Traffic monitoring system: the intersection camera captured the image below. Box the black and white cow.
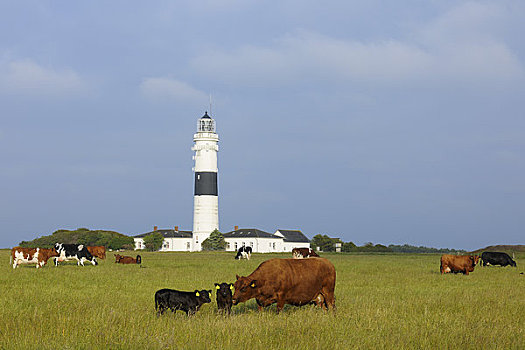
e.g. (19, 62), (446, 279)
(154, 289), (212, 316)
(54, 243), (98, 266)
(235, 246), (252, 260)
(481, 252), (517, 267)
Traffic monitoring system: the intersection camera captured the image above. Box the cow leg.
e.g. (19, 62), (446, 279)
(256, 299), (265, 312)
(275, 300), (285, 314)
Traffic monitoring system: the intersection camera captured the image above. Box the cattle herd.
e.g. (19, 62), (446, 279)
(8, 243), (519, 316)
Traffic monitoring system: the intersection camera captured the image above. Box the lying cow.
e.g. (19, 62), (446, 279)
(440, 254), (479, 275)
(155, 288), (212, 316)
(232, 257), (336, 313)
(115, 254), (141, 264)
(481, 252), (517, 267)
(87, 246), (106, 259)
(54, 243), (98, 266)
(11, 247), (59, 269)
(292, 247), (319, 259)
(235, 246), (252, 260)
(215, 282), (234, 315)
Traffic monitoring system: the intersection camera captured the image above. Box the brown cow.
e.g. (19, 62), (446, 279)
(232, 257), (336, 313)
(11, 247), (59, 269)
(440, 254), (480, 275)
(87, 246), (106, 259)
(115, 254), (142, 264)
(292, 247), (319, 259)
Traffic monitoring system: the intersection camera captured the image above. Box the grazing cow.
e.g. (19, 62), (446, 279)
(232, 257), (336, 313)
(11, 247), (59, 269)
(235, 246), (252, 260)
(87, 246), (106, 260)
(440, 254), (479, 275)
(155, 289), (212, 316)
(115, 254), (141, 264)
(215, 282), (234, 315)
(292, 247), (319, 259)
(481, 252), (517, 267)
(54, 243), (98, 266)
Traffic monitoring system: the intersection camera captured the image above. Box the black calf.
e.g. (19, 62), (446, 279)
(215, 282), (234, 315)
(155, 289), (212, 316)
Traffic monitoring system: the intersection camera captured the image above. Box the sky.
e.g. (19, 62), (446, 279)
(1, 1), (524, 251)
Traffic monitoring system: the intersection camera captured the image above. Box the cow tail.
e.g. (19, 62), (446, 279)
(136, 255), (142, 265)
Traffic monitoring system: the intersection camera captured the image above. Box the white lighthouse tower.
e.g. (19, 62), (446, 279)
(191, 111), (219, 251)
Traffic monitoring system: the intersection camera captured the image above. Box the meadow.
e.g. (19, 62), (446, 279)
(1, 250), (523, 349)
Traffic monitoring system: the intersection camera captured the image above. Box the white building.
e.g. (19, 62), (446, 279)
(134, 227), (310, 253)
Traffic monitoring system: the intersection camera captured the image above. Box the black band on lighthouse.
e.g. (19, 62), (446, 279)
(194, 172), (218, 196)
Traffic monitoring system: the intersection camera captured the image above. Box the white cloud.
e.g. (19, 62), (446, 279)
(140, 77), (208, 103)
(190, 3), (524, 88)
(0, 58), (85, 96)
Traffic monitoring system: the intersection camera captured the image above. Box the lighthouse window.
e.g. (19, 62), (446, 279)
(197, 175), (201, 180)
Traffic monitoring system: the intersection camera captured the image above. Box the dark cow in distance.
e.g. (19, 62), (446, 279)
(232, 257), (336, 313)
(11, 247), (59, 269)
(87, 246), (106, 260)
(155, 289), (212, 316)
(235, 246), (252, 260)
(54, 243), (98, 266)
(440, 254), (479, 275)
(114, 254), (141, 264)
(481, 252), (517, 267)
(292, 247), (319, 259)
(215, 282), (234, 315)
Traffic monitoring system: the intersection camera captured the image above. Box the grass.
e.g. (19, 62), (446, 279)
(0, 250), (523, 349)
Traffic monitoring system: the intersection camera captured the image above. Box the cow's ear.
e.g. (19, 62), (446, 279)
(250, 280), (257, 288)
(236, 274), (240, 280)
(195, 290), (200, 297)
(215, 284), (220, 290)
(208, 290), (212, 295)
(229, 283), (234, 290)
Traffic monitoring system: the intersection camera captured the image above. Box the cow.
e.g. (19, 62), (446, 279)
(54, 243), (98, 266)
(481, 252), (517, 267)
(87, 246), (106, 260)
(11, 247), (59, 269)
(235, 246), (252, 260)
(115, 254), (141, 264)
(215, 282), (234, 315)
(232, 257), (336, 313)
(440, 254), (479, 275)
(292, 247), (319, 259)
(154, 289), (212, 316)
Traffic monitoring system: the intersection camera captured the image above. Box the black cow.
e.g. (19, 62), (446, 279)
(481, 252), (517, 267)
(235, 246), (252, 260)
(155, 289), (212, 316)
(214, 282), (234, 315)
(54, 243), (98, 266)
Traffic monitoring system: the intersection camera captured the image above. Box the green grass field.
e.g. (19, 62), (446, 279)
(1, 250), (523, 349)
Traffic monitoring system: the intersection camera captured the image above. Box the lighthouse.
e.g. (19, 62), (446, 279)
(191, 111), (219, 251)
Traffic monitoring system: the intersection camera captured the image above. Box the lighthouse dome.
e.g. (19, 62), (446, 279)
(197, 111), (215, 133)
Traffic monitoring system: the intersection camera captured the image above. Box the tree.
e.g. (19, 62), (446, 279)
(143, 232), (164, 251)
(311, 234), (338, 252)
(202, 229), (226, 251)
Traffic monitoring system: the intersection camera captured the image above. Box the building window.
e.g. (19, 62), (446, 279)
(250, 242), (253, 248)
(235, 242), (238, 250)
(196, 236), (198, 244)
(272, 243), (276, 250)
(227, 242), (231, 249)
(242, 242), (246, 247)
(186, 242), (190, 250)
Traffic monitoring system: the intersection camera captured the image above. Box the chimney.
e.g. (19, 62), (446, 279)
(175, 226), (179, 232)
(154, 226), (158, 231)
(234, 226), (239, 231)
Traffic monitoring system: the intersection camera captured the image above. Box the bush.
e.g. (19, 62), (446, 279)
(143, 232), (164, 251)
(202, 230), (226, 251)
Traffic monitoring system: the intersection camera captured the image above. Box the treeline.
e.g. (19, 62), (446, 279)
(18, 228), (134, 250)
(311, 234), (465, 253)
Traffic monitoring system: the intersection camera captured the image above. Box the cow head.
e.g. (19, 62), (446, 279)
(215, 283), (234, 299)
(232, 275), (259, 305)
(195, 290), (212, 304)
(470, 255), (480, 266)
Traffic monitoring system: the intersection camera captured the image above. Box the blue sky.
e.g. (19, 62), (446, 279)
(1, 1), (524, 250)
